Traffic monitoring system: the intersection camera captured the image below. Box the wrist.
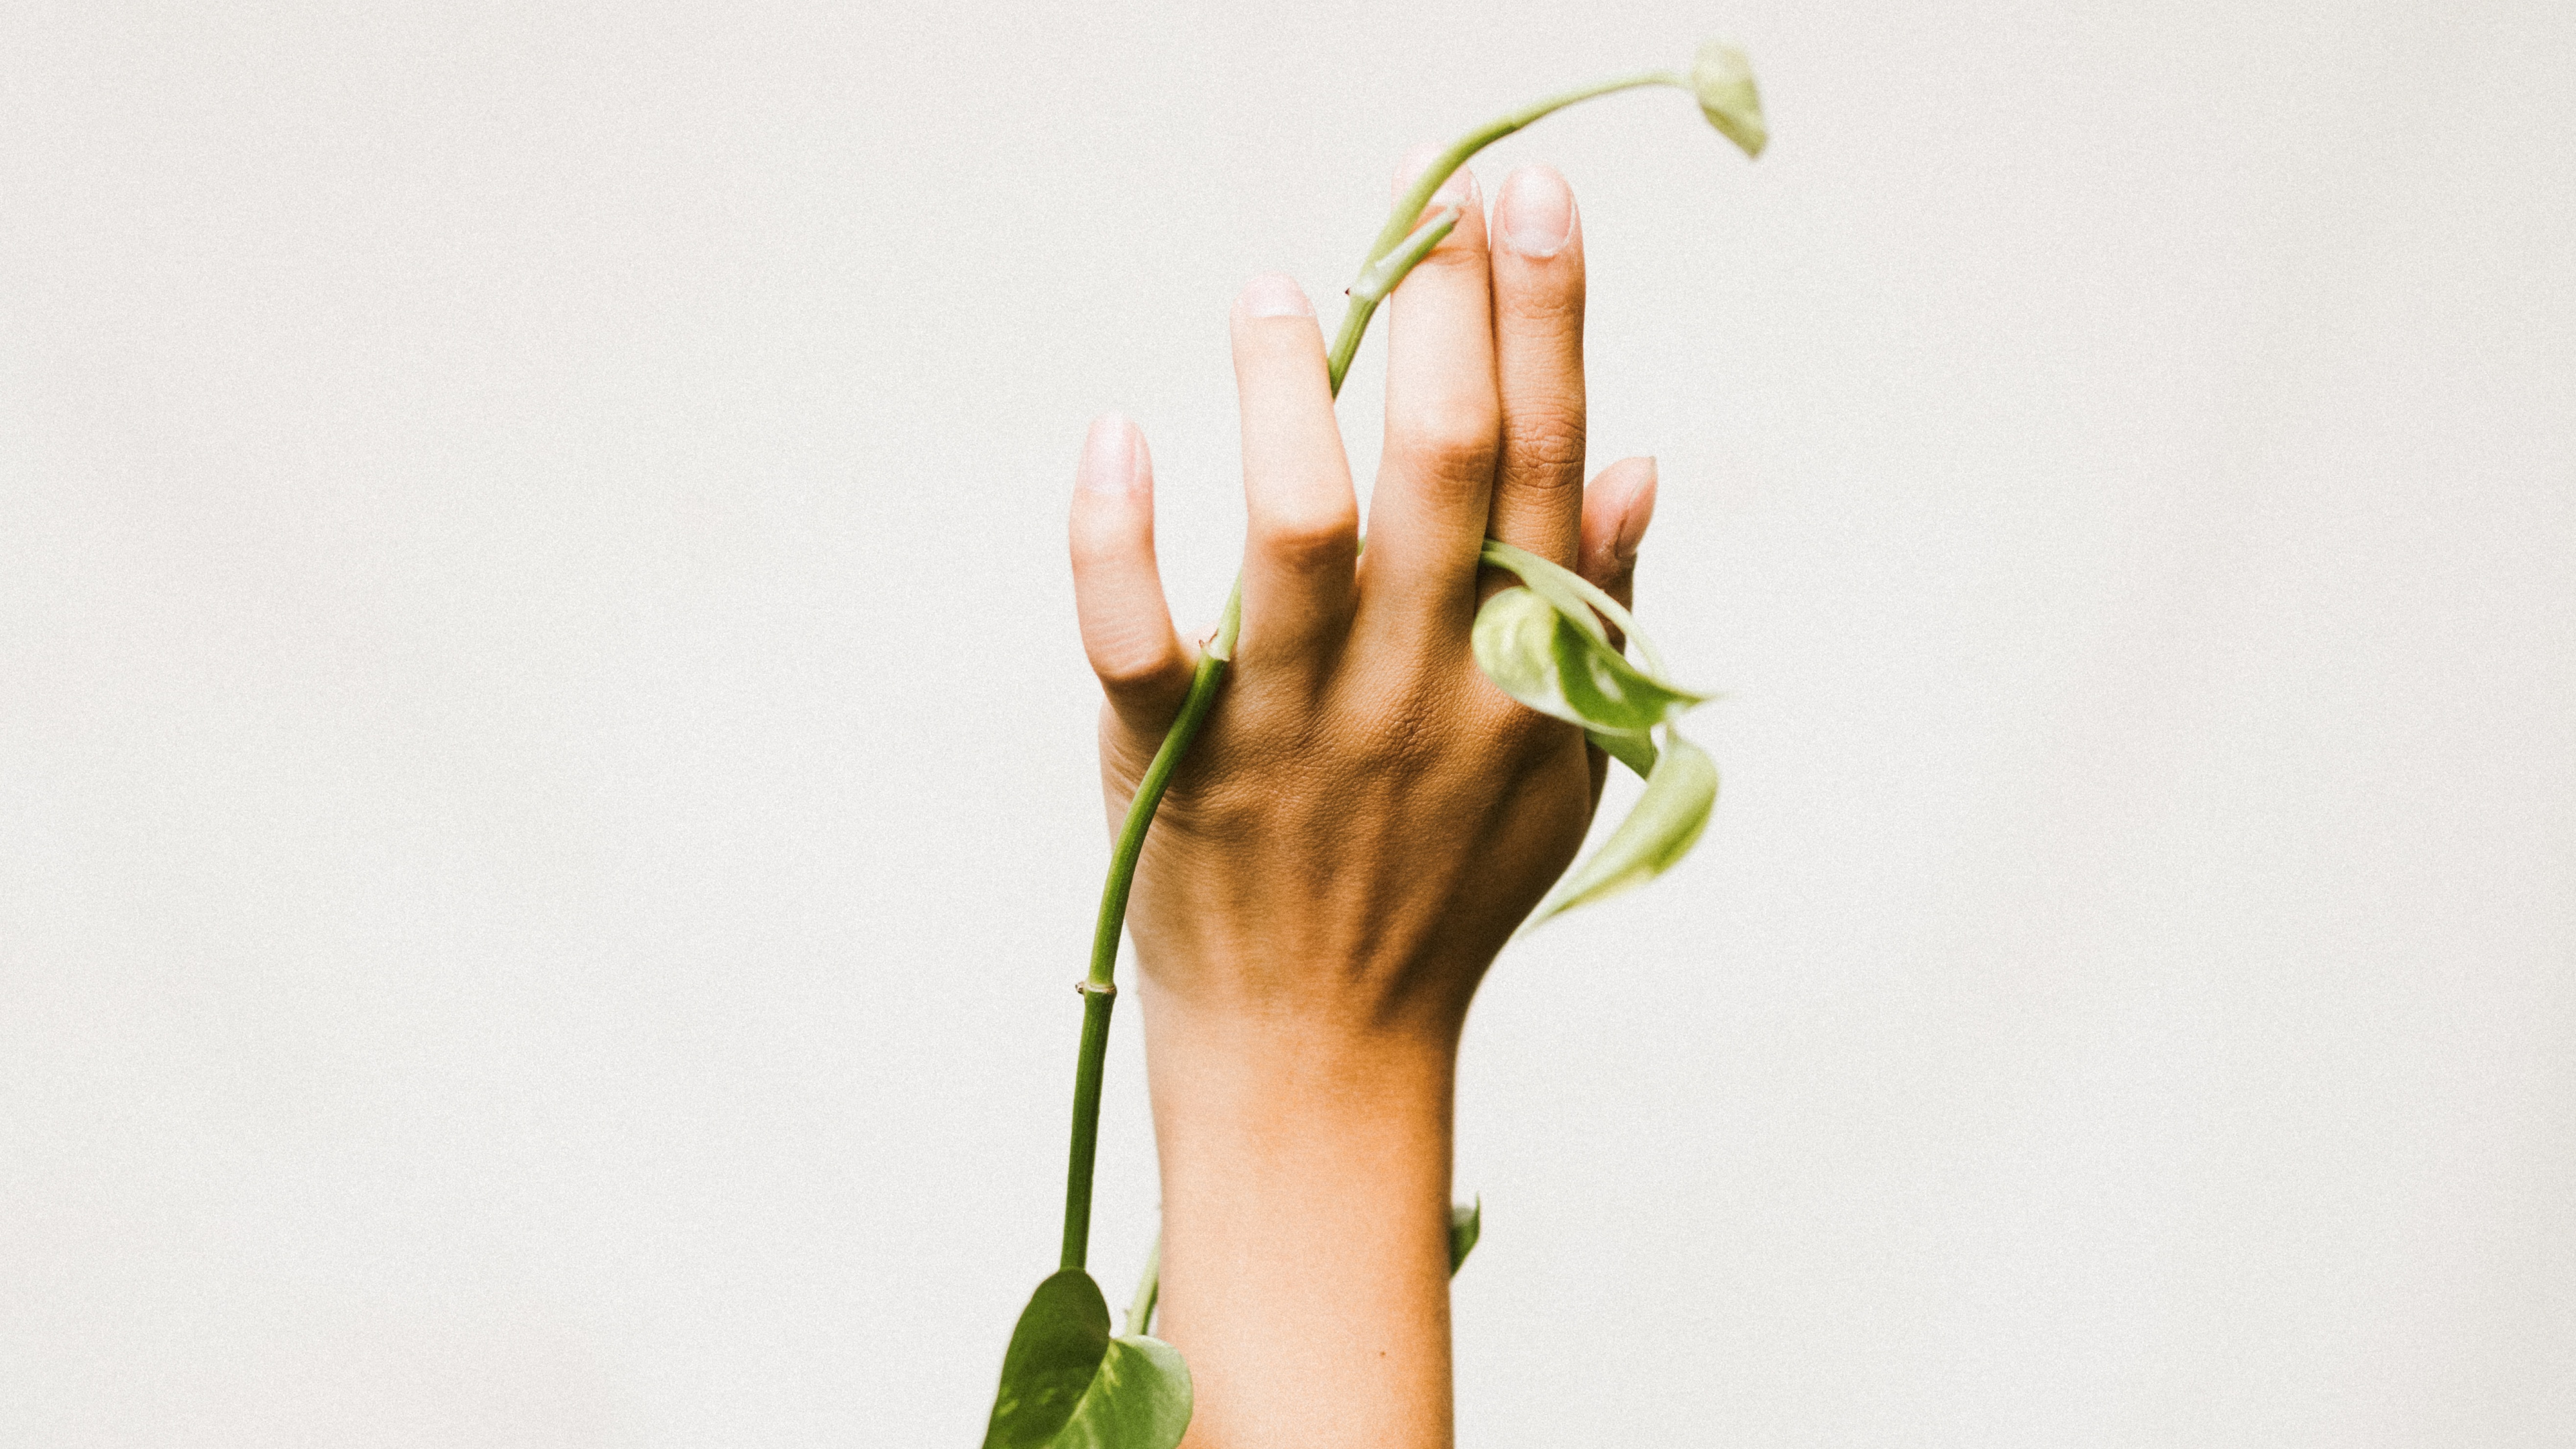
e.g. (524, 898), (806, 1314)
(1127, 916), (1497, 1051)
(1136, 978), (1460, 1449)
(1140, 974), (1462, 1079)
(1139, 986), (1458, 1179)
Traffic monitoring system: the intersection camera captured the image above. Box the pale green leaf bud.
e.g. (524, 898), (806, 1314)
(1692, 40), (1768, 158)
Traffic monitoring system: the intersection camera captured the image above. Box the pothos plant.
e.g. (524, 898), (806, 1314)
(983, 40), (1768, 1449)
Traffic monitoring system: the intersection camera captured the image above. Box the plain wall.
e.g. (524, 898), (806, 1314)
(3, 0), (2570, 1443)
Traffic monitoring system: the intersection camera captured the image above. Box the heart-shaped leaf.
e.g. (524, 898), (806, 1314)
(1056, 1336), (1190, 1449)
(986, 1269), (1193, 1449)
(1473, 588), (1706, 739)
(1448, 1198), (1483, 1273)
(1534, 729), (1719, 922)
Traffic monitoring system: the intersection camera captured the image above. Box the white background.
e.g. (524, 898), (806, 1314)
(5, 1), (2571, 1444)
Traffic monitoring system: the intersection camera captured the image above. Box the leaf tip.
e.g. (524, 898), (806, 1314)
(1448, 1197), (1483, 1274)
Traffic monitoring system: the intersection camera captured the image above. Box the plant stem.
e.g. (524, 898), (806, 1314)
(1052, 61), (1690, 1278)
(1125, 1232), (1163, 1337)
(1326, 69), (1685, 393)
(1060, 634), (1232, 1273)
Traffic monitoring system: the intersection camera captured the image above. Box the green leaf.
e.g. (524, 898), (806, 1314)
(1691, 40), (1768, 158)
(1473, 588), (1706, 739)
(987, 1271), (1108, 1448)
(1474, 541), (1686, 777)
(1059, 1337), (1191, 1449)
(1534, 729), (1719, 922)
(1448, 1198), (1483, 1274)
(1487, 547), (1612, 649)
(1587, 727), (1658, 779)
(1478, 538), (1687, 682)
(986, 1269), (1193, 1449)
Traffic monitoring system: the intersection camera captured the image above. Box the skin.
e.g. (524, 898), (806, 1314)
(1067, 155), (1656, 1449)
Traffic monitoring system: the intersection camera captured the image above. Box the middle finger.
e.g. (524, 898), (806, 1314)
(1359, 149), (1501, 650)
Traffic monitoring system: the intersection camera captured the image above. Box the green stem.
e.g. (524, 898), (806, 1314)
(1125, 1232), (1163, 1337)
(1060, 630), (1233, 1273)
(1052, 62), (1690, 1278)
(1326, 69), (1686, 393)
(1059, 987), (1116, 1271)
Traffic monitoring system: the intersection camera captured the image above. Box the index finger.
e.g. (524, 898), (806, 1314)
(1357, 149), (1500, 650)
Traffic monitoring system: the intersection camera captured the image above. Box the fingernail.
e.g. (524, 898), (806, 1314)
(1615, 459), (1658, 562)
(1238, 272), (1313, 319)
(1078, 413), (1138, 494)
(1499, 166), (1574, 258)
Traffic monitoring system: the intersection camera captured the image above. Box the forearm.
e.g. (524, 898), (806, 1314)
(1141, 989), (1461, 1449)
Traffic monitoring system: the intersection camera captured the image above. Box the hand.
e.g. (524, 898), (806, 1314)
(1069, 160), (1658, 1042)
(1067, 156), (1657, 1449)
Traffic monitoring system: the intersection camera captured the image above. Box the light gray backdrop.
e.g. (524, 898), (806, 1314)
(4, 1), (2569, 1444)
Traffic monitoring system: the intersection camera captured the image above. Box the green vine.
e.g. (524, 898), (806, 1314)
(983, 40), (1768, 1449)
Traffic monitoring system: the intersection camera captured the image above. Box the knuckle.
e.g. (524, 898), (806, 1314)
(1093, 654), (1167, 692)
(1499, 275), (1585, 325)
(1407, 239), (1489, 279)
(1252, 500), (1358, 573)
(1500, 407), (1587, 484)
(1344, 702), (1436, 775)
(1087, 627), (1179, 692)
(1397, 396), (1501, 469)
(1340, 667), (1470, 767)
(1483, 698), (1581, 773)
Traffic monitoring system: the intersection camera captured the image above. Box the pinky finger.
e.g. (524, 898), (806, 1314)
(1574, 455), (1657, 806)
(1070, 413), (1195, 733)
(1577, 455), (1658, 623)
